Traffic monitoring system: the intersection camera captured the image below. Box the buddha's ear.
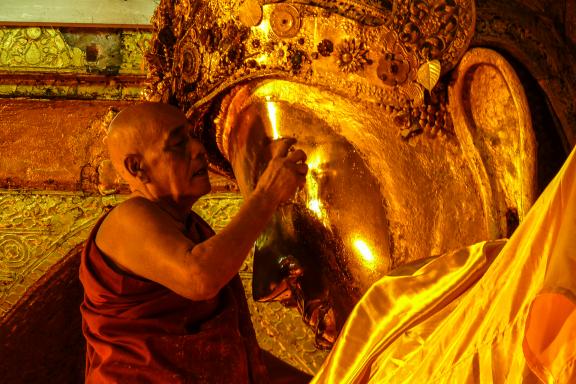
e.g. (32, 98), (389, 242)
(448, 47), (537, 238)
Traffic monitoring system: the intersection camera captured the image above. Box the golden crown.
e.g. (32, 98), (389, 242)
(145, 0), (475, 174)
(146, 0), (474, 106)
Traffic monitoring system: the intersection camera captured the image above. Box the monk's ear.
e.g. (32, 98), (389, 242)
(448, 48), (537, 238)
(124, 154), (150, 183)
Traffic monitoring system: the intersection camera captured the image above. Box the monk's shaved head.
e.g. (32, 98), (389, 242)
(107, 102), (188, 184)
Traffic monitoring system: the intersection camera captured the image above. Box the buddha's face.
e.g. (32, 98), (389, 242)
(216, 78), (510, 347)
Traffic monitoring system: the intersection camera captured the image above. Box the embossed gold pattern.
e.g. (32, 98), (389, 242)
(270, 4), (302, 38)
(0, 27), (150, 99)
(0, 27), (150, 75)
(0, 191), (115, 316)
(0, 28), (84, 71)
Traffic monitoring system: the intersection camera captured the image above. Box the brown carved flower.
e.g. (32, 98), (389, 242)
(336, 39), (370, 73)
(377, 53), (410, 86)
(317, 39), (333, 57)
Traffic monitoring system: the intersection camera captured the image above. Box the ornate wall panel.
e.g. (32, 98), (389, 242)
(0, 27), (150, 99)
(0, 27), (150, 75)
(0, 191), (119, 317)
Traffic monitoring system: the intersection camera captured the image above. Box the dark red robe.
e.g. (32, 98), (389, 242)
(79, 210), (268, 383)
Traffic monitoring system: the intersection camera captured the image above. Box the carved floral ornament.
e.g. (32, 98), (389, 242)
(145, 0), (475, 109)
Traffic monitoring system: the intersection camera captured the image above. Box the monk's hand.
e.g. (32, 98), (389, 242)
(254, 138), (308, 207)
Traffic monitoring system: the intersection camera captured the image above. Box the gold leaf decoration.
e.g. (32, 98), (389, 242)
(238, 0), (263, 27)
(416, 60), (442, 92)
(402, 82), (425, 107)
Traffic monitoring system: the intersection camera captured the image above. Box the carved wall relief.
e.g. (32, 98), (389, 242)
(0, 191), (116, 316)
(0, 27), (150, 75)
(0, 27), (150, 99)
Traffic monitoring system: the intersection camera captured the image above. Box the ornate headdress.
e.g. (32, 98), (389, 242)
(146, 0), (476, 173)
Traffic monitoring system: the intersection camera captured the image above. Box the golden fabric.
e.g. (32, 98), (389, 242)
(312, 147), (576, 384)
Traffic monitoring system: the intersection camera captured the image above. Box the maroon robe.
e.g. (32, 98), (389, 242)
(79, 209), (269, 383)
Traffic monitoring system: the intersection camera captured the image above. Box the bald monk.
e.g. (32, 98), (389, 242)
(79, 102), (309, 383)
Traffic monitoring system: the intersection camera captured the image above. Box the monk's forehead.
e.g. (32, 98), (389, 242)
(138, 106), (188, 139)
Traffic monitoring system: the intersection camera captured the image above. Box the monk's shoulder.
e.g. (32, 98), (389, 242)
(96, 197), (165, 253)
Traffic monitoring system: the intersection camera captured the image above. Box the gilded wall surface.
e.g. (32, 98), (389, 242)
(0, 191), (118, 317)
(0, 99), (132, 190)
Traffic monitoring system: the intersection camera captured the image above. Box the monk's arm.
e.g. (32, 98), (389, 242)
(189, 143), (309, 298)
(98, 143), (307, 300)
(185, 189), (279, 298)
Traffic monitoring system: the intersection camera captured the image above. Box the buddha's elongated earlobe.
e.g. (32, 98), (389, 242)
(449, 47), (537, 238)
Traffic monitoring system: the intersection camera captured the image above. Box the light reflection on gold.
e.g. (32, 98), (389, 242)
(265, 100), (280, 139)
(308, 198), (322, 216)
(254, 19), (270, 35)
(304, 152), (329, 224)
(352, 237), (376, 267)
(255, 54), (268, 65)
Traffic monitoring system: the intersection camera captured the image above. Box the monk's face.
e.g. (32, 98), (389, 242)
(141, 113), (211, 204)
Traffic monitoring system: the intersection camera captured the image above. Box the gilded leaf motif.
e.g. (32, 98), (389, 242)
(417, 60), (441, 92)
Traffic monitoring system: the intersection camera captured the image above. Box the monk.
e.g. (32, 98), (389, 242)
(79, 102), (309, 383)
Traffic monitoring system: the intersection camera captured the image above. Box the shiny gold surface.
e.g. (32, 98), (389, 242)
(0, 190), (112, 317)
(449, 48), (537, 237)
(312, 147), (576, 383)
(215, 73), (535, 345)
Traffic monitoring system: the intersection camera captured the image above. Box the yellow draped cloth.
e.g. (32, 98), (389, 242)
(312, 147), (576, 384)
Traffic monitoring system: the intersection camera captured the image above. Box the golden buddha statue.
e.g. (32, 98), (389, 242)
(143, 0), (576, 382)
